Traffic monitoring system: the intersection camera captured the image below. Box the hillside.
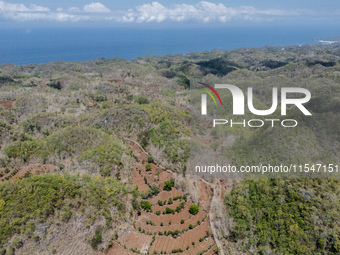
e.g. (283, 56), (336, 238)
(0, 44), (339, 254)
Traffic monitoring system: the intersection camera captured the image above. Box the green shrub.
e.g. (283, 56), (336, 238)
(137, 96), (149, 105)
(163, 181), (173, 191)
(47, 80), (62, 90)
(150, 184), (160, 196)
(90, 229), (102, 249)
(189, 204), (199, 215)
(13, 238), (23, 248)
(165, 207), (173, 214)
(176, 74), (190, 89)
(60, 211), (72, 222)
(140, 201), (152, 211)
(147, 156), (154, 163)
(4, 141), (42, 162)
(168, 198), (173, 205)
(317, 238), (325, 250)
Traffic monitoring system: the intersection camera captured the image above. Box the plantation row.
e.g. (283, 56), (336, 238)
(107, 143), (216, 255)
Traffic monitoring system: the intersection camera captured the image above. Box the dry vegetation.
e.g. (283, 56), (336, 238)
(0, 44), (339, 254)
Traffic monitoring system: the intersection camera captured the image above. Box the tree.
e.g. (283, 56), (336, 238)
(163, 180), (173, 191)
(90, 229), (102, 249)
(176, 74), (190, 89)
(150, 184), (160, 196)
(140, 201), (152, 211)
(0, 199), (5, 210)
(137, 96), (149, 104)
(147, 156), (154, 163)
(189, 204), (199, 215)
(47, 80), (62, 90)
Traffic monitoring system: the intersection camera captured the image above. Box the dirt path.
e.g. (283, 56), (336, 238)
(209, 180), (225, 255)
(123, 137), (150, 156)
(123, 137), (171, 173)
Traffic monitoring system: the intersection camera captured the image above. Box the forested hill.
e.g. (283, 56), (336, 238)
(0, 43), (339, 254)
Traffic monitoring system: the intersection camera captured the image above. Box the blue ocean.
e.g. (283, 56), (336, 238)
(0, 25), (339, 65)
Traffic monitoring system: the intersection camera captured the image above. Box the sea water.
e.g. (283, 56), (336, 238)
(0, 25), (339, 65)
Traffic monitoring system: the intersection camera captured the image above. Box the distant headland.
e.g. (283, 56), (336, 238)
(314, 36), (340, 44)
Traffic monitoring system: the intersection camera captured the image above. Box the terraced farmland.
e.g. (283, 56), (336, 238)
(107, 142), (218, 255)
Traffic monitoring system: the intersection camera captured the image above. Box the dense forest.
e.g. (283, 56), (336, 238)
(0, 43), (339, 254)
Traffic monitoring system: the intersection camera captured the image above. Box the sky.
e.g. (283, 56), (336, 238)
(0, 0), (339, 27)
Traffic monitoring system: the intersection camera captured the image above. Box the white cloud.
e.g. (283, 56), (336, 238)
(83, 2), (111, 13)
(68, 7), (81, 13)
(120, 1), (305, 23)
(0, 1), (111, 22)
(4, 11), (90, 22)
(0, 0), (312, 23)
(0, 1), (49, 12)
